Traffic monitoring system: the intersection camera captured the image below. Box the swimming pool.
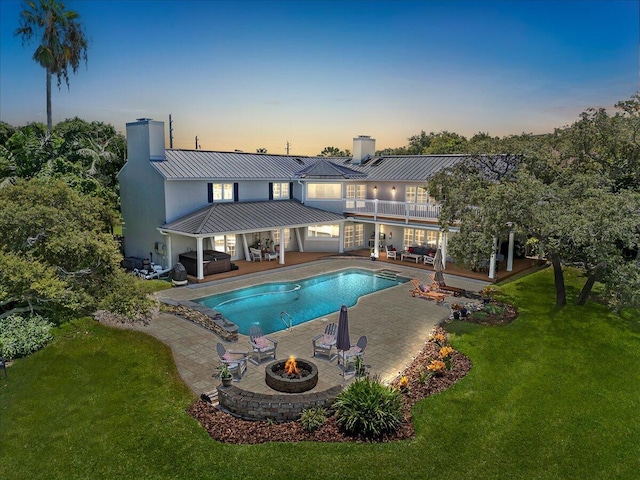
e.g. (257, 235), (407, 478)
(195, 268), (408, 335)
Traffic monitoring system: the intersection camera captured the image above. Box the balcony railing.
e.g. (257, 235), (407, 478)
(343, 199), (441, 222)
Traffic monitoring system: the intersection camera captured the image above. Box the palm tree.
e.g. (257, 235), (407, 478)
(15, 0), (88, 133)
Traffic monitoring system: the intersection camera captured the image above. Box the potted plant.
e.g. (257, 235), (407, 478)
(216, 364), (233, 387)
(370, 247), (376, 260)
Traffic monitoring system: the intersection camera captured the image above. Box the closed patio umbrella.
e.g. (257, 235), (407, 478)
(336, 304), (351, 353)
(434, 247), (443, 273)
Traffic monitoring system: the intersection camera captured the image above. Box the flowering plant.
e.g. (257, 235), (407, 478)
(429, 332), (446, 347)
(427, 359), (446, 376)
(439, 346), (454, 358)
(398, 375), (409, 392)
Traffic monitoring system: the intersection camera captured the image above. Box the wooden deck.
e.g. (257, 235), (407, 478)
(187, 249), (538, 284)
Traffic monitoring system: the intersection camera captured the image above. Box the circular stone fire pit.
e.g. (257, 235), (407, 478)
(265, 357), (319, 393)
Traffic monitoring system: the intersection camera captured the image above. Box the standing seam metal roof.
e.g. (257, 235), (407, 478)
(151, 149), (469, 181)
(160, 200), (345, 235)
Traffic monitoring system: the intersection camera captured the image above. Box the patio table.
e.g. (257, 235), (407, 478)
(401, 252), (423, 263)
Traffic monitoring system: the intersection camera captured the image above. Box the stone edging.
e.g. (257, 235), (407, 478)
(158, 299), (239, 342)
(217, 384), (343, 422)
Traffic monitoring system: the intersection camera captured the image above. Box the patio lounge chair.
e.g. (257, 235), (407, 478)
(312, 322), (338, 360)
(338, 335), (367, 376)
(429, 272), (465, 297)
(385, 245), (398, 260)
(144, 264), (172, 280)
(248, 325), (278, 364)
(423, 254), (435, 265)
(216, 343), (249, 380)
(264, 245), (279, 261)
(409, 278), (448, 303)
(249, 247), (263, 261)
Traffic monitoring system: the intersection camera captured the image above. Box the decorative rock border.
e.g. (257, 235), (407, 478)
(159, 299), (239, 342)
(217, 384), (343, 422)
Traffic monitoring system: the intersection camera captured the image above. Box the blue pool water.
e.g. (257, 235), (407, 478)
(195, 269), (408, 335)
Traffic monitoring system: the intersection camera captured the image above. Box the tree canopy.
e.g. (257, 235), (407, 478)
(429, 95), (640, 310)
(0, 179), (151, 322)
(319, 146), (351, 157)
(0, 118), (125, 210)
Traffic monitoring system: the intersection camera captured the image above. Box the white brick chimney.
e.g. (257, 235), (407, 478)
(352, 135), (375, 164)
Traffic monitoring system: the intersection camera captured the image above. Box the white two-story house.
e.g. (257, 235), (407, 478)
(119, 118), (473, 280)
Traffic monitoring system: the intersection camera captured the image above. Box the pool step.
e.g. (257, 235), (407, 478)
(375, 269), (401, 281)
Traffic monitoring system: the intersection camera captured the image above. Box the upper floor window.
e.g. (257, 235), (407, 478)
(346, 184), (366, 208)
(405, 186), (434, 204)
(307, 183), (342, 199)
(346, 184), (366, 199)
(273, 182), (289, 199)
(213, 183), (234, 201)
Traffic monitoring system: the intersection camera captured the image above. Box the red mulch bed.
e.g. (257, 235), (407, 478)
(187, 326), (473, 444)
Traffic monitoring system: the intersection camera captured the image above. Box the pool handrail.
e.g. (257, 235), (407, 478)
(213, 284), (301, 309)
(280, 311), (292, 331)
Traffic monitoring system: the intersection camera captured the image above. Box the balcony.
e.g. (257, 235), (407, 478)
(343, 199), (441, 223)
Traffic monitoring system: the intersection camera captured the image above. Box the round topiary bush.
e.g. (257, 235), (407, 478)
(333, 375), (404, 439)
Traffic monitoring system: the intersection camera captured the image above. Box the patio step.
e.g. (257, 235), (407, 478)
(201, 389), (219, 406)
(375, 269), (401, 281)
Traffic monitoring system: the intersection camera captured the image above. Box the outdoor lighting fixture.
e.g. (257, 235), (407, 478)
(374, 185), (377, 191)
(392, 186), (396, 192)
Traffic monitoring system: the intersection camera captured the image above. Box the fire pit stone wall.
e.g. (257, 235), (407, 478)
(217, 385), (343, 422)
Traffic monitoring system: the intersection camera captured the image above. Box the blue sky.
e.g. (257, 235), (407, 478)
(0, 0), (637, 155)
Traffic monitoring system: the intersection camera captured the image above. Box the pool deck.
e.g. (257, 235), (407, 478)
(139, 259), (490, 397)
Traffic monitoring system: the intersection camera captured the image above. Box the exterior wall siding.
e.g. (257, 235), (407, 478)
(119, 120), (168, 262)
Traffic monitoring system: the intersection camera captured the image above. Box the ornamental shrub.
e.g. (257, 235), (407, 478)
(333, 375), (403, 439)
(299, 407), (328, 432)
(0, 314), (54, 359)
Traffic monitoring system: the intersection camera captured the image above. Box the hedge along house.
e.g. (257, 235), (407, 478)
(118, 118), (511, 281)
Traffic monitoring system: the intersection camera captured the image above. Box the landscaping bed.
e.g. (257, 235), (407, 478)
(188, 326), (472, 444)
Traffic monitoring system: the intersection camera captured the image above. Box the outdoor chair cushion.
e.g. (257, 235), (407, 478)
(254, 336), (271, 350)
(322, 334), (335, 345)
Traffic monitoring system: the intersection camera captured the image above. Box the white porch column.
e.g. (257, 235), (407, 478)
(338, 224), (345, 254)
(295, 228), (304, 252)
(488, 237), (497, 279)
(278, 227), (285, 265)
(196, 237), (204, 280)
(440, 232), (447, 270)
(373, 223), (380, 257)
(507, 230), (515, 272)
(241, 234), (250, 261)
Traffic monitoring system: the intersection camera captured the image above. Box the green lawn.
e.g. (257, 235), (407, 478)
(1, 268), (639, 479)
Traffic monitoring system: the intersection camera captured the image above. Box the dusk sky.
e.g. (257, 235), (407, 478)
(0, 0), (638, 155)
